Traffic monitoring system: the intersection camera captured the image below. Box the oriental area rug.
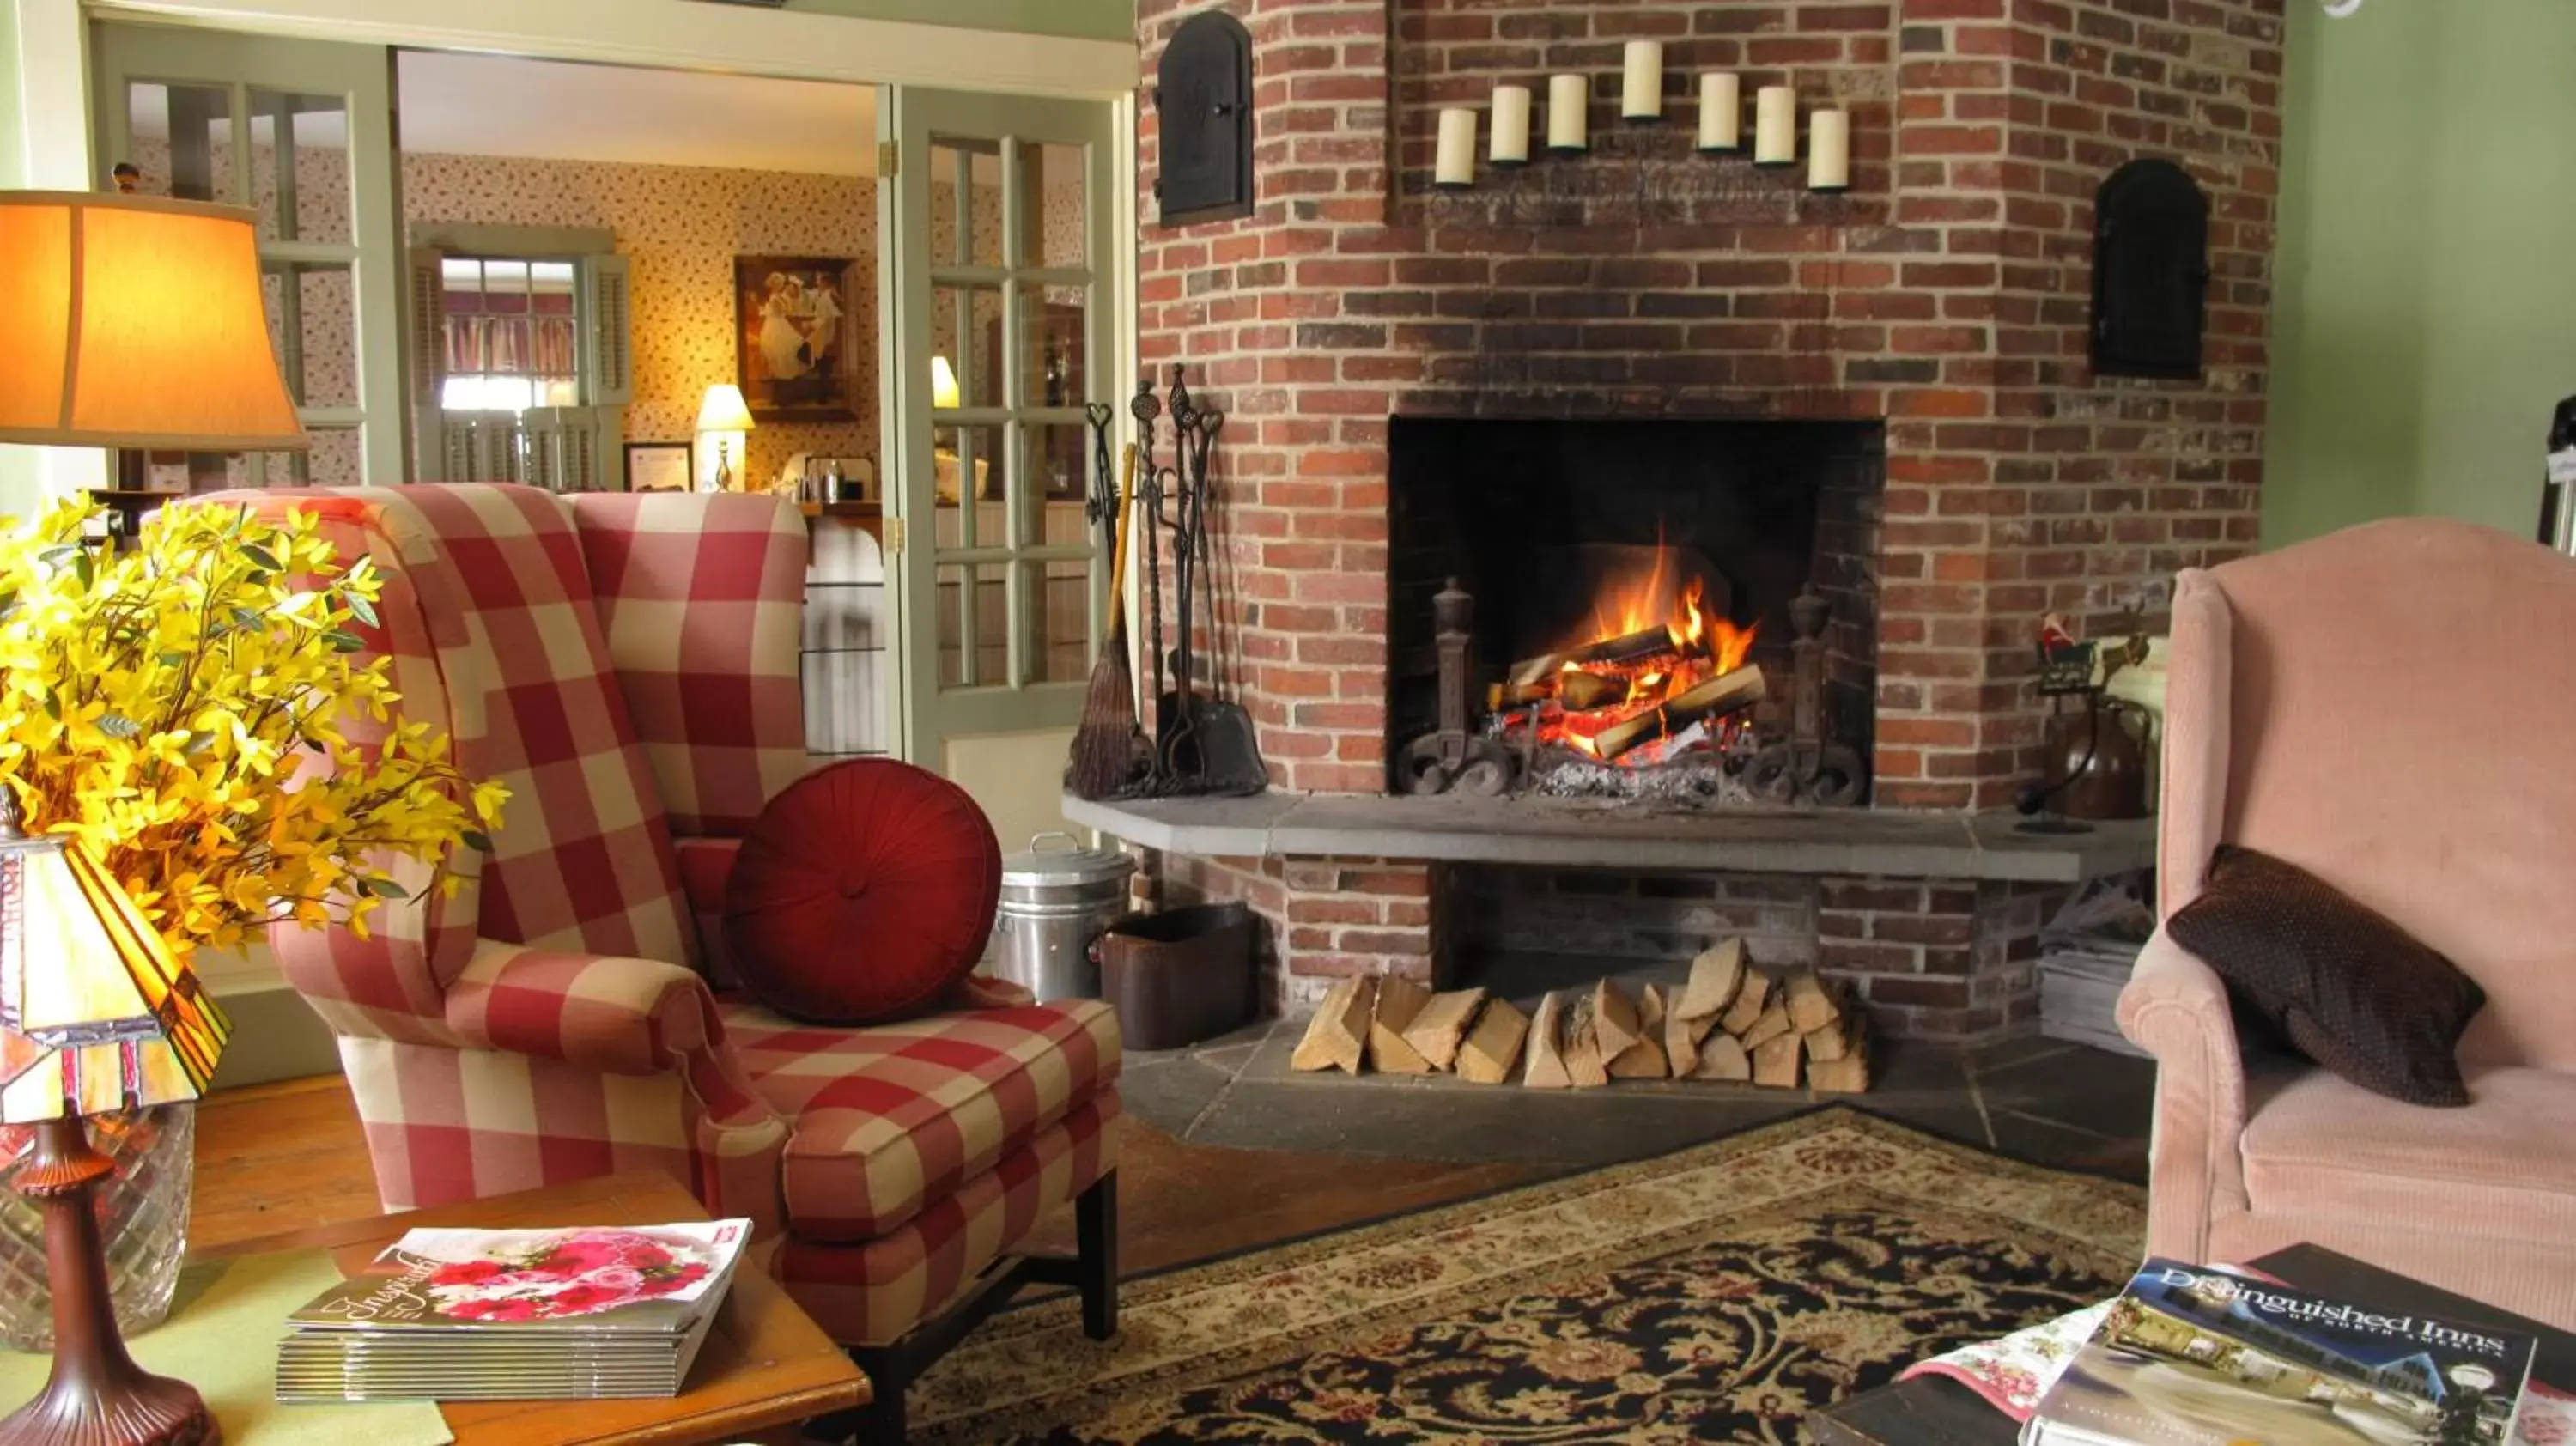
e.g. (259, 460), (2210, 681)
(911, 1108), (2147, 1443)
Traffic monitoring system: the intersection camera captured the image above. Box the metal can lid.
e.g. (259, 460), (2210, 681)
(999, 830), (1135, 888)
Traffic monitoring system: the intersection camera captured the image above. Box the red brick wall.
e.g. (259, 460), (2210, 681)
(1138, 0), (2282, 808)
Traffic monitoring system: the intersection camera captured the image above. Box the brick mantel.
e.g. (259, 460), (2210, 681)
(1130, 0), (2284, 1036)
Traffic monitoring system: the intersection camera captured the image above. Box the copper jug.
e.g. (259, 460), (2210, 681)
(2045, 696), (2151, 821)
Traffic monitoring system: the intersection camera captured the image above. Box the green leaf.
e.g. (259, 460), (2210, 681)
(41, 692), (59, 721)
(37, 545), (77, 568)
(158, 652), (190, 669)
(241, 543), (283, 574)
(97, 714), (140, 739)
(72, 548), (92, 590)
(461, 830), (495, 853)
(361, 875), (410, 899)
(327, 630), (366, 653)
(345, 594), (379, 628)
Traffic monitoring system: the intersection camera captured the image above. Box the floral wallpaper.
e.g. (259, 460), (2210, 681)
(404, 152), (881, 488)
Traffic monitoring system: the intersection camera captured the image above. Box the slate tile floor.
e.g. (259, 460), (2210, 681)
(1118, 1020), (2158, 1184)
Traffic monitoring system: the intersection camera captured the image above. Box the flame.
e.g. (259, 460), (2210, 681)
(1515, 540), (1764, 768)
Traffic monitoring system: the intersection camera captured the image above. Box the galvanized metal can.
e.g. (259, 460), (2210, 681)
(992, 831), (1134, 1001)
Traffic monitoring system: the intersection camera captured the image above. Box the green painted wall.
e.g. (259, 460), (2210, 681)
(2263, 1), (2576, 546)
(787, 0), (1132, 42)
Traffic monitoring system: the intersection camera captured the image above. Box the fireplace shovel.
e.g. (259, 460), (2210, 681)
(1154, 398), (1266, 796)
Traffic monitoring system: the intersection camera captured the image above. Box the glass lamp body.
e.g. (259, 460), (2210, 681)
(0, 1102), (194, 1351)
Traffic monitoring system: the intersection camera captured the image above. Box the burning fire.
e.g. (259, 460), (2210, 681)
(1503, 548), (1765, 768)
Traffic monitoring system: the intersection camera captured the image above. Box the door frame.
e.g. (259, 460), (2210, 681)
(11, 0), (1140, 506)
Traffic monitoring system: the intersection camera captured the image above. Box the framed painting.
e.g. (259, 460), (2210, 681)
(735, 255), (860, 422)
(624, 440), (694, 493)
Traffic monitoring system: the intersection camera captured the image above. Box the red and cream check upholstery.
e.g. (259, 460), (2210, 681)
(210, 484), (1121, 1348)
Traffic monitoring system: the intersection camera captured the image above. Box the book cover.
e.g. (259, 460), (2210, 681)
(2027, 1259), (2536, 1446)
(288, 1220), (749, 1334)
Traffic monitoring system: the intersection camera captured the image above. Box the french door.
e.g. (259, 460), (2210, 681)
(880, 88), (1118, 841)
(90, 22), (406, 486)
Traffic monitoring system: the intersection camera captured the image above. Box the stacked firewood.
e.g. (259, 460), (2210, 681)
(1288, 939), (1869, 1092)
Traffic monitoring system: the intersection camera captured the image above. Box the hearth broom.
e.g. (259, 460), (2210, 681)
(1070, 442), (1143, 799)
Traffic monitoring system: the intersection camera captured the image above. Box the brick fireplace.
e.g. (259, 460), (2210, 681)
(1106, 0), (2282, 1041)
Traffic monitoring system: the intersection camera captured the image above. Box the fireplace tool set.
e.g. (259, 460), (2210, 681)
(1071, 368), (1267, 800)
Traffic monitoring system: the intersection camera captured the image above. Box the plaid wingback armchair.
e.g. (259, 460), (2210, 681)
(210, 483), (1121, 1437)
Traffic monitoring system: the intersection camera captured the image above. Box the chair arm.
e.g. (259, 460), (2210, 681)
(2117, 927), (2254, 1254)
(444, 938), (729, 1077)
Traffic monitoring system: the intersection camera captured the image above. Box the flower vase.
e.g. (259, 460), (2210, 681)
(0, 1101), (196, 1351)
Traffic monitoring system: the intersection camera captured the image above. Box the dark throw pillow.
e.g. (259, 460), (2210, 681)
(2166, 845), (2485, 1107)
(723, 758), (1001, 1025)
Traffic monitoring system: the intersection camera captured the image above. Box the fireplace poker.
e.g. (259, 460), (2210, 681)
(1157, 368), (1206, 792)
(1084, 401), (1115, 551)
(1128, 380), (1170, 791)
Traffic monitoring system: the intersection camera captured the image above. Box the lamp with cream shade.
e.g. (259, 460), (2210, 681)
(0, 191), (307, 544)
(696, 383), (756, 491)
(930, 354), (963, 410)
(0, 791), (231, 1446)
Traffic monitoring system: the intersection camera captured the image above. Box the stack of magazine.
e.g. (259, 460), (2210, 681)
(2026, 1258), (2538, 1445)
(276, 1219), (750, 1402)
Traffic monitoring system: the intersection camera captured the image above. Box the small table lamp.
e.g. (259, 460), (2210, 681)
(696, 384), (755, 491)
(0, 793), (230, 1446)
(0, 191), (309, 539)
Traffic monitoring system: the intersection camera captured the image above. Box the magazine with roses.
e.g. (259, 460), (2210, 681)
(276, 1221), (750, 1401)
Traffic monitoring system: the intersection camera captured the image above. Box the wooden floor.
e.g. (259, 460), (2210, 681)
(193, 1075), (1546, 1273)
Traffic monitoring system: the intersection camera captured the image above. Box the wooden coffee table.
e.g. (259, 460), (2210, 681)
(209, 1171), (869, 1446)
(1810, 1244), (2575, 1445)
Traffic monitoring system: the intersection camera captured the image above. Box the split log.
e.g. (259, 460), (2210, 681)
(1808, 1028), (1870, 1094)
(1456, 996), (1529, 1084)
(1291, 976), (1376, 1074)
(1564, 993), (1611, 1088)
(1741, 1003), (1795, 1053)
(1509, 653), (1565, 688)
(1721, 970), (1774, 1037)
(1609, 983), (1670, 1078)
(1590, 980), (1642, 1060)
(1693, 1031), (1752, 1082)
(1803, 1022), (1851, 1062)
(1675, 939), (1747, 1023)
(1752, 1031), (1804, 1089)
(1587, 664), (1769, 761)
(1403, 987), (1487, 1072)
(1557, 671), (1624, 712)
(1571, 625), (1677, 667)
(1368, 975), (1436, 1075)
(1522, 993), (1573, 1089)
(1783, 969), (1839, 1036)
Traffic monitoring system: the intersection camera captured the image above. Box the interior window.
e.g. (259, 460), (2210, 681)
(439, 257), (583, 413)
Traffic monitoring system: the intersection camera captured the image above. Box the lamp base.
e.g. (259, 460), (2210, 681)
(0, 1119), (217, 1446)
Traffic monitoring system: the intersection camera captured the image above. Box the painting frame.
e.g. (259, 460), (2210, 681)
(623, 440), (694, 493)
(735, 254), (860, 422)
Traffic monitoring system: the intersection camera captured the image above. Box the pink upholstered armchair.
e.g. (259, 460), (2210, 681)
(2119, 518), (2576, 1330)
(214, 484), (1121, 1437)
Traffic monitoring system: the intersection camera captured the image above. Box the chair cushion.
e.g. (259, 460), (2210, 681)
(2241, 1064), (2576, 1247)
(720, 996), (1121, 1242)
(723, 760), (999, 1024)
(2168, 845), (2486, 1106)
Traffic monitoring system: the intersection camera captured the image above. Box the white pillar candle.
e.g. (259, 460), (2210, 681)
(1808, 107), (1850, 191)
(1754, 85), (1796, 167)
(1697, 71), (1741, 151)
(1491, 83), (1532, 167)
(1547, 73), (1590, 153)
(1621, 40), (1664, 121)
(1435, 106), (1477, 187)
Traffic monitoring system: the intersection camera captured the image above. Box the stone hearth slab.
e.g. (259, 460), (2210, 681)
(1063, 793), (2154, 883)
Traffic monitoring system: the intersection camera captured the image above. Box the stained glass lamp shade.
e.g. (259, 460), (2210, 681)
(0, 794), (226, 1446)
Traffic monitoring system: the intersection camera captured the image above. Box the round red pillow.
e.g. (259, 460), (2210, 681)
(724, 759), (1001, 1024)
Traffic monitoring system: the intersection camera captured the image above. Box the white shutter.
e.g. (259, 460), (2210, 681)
(580, 253), (634, 405)
(408, 246), (450, 481)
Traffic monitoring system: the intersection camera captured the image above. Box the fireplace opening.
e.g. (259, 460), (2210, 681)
(1388, 416), (1885, 805)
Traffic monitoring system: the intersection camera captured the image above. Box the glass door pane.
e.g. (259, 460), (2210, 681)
(885, 87), (1116, 776)
(93, 23), (402, 488)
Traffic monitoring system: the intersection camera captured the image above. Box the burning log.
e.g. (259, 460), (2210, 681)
(1557, 670), (1624, 712)
(1509, 653), (1564, 688)
(1571, 625), (1680, 667)
(1585, 663), (1770, 762)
